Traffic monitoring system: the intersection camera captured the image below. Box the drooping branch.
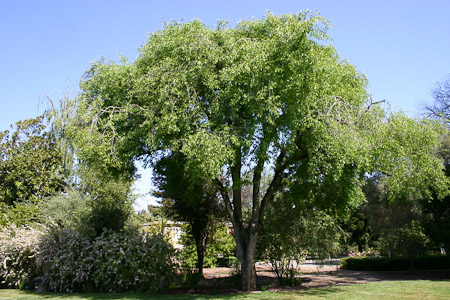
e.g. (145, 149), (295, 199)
(90, 104), (150, 133)
(316, 96), (385, 125)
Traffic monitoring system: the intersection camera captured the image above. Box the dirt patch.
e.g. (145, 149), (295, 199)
(184, 265), (450, 294)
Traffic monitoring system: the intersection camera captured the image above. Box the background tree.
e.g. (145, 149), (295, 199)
(257, 190), (343, 284)
(153, 152), (223, 276)
(422, 76), (450, 254)
(340, 207), (372, 253)
(179, 222), (236, 270)
(44, 95), (136, 237)
(0, 117), (65, 226)
(0, 117), (64, 205)
(362, 173), (428, 257)
(421, 131), (450, 254)
(426, 75), (450, 124)
(74, 13), (448, 290)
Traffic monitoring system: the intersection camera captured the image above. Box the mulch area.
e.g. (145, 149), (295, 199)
(166, 266), (450, 295)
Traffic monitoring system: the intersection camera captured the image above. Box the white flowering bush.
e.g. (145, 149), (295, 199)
(38, 228), (177, 292)
(0, 225), (44, 288)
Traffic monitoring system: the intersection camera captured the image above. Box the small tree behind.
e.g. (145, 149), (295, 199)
(153, 152), (223, 276)
(258, 192), (343, 284)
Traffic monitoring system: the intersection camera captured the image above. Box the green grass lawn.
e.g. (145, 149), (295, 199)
(0, 280), (449, 300)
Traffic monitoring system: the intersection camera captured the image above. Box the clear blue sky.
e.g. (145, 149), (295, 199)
(1, 0), (449, 210)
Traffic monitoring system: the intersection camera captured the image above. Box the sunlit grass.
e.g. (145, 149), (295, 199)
(0, 280), (449, 300)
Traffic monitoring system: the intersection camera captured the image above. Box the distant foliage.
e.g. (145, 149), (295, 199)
(0, 225), (43, 288)
(180, 223), (236, 269)
(379, 221), (430, 258)
(258, 192), (343, 283)
(0, 117), (64, 206)
(38, 228), (177, 292)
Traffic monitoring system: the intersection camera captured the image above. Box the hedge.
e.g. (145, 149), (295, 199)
(340, 255), (450, 271)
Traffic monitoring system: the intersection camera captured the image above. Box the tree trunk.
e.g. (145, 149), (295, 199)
(194, 231), (208, 277)
(214, 149), (290, 291)
(196, 244), (205, 277)
(241, 255), (257, 291)
(234, 233), (258, 290)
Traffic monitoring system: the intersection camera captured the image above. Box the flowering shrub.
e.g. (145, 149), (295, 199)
(0, 224), (177, 292)
(38, 228), (177, 292)
(348, 251), (365, 258)
(0, 225), (44, 288)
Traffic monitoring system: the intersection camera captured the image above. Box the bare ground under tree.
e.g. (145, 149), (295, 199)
(167, 262), (450, 294)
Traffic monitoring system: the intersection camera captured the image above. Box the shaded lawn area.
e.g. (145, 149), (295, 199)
(1, 280), (450, 300)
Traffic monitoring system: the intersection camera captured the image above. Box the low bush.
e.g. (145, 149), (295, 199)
(340, 255), (450, 271)
(38, 228), (177, 292)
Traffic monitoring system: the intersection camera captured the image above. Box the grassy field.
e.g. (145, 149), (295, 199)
(0, 280), (449, 300)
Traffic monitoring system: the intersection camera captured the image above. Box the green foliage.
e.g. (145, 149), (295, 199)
(258, 192), (343, 282)
(39, 190), (90, 231)
(421, 132), (450, 254)
(340, 254), (450, 271)
(361, 174), (436, 257)
(340, 208), (372, 253)
(153, 152), (223, 274)
(180, 223), (236, 269)
(79, 170), (135, 237)
(40, 179), (133, 238)
(379, 221), (430, 258)
(0, 117), (65, 208)
(0, 202), (40, 228)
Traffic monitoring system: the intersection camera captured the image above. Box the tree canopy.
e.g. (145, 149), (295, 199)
(72, 12), (449, 290)
(0, 117), (64, 206)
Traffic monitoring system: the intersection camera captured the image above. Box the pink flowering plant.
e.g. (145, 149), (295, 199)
(1, 224), (177, 292)
(0, 225), (44, 289)
(348, 251), (366, 258)
(38, 228), (177, 292)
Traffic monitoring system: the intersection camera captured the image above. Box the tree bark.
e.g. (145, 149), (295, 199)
(194, 233), (208, 277)
(214, 149), (291, 291)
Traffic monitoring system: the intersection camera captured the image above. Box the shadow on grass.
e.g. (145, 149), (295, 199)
(17, 286), (343, 300)
(19, 286), (343, 300)
(17, 276), (450, 299)
(21, 290), (210, 300)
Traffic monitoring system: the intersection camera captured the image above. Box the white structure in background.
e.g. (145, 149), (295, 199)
(142, 221), (233, 250)
(142, 221), (185, 249)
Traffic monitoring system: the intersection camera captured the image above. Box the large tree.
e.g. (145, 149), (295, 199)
(72, 13), (448, 290)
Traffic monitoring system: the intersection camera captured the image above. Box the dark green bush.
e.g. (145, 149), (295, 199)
(340, 255), (450, 271)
